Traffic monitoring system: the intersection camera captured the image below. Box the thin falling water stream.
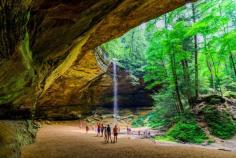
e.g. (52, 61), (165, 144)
(113, 61), (119, 123)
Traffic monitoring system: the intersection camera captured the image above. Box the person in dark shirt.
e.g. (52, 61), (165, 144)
(101, 124), (104, 137)
(106, 124), (112, 143)
(86, 125), (89, 133)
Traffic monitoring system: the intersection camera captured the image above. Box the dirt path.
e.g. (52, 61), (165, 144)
(22, 124), (236, 158)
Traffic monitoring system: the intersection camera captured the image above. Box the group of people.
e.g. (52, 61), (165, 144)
(96, 123), (119, 143)
(82, 121), (152, 142)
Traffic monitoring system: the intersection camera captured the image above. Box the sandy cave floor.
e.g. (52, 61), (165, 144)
(21, 122), (236, 158)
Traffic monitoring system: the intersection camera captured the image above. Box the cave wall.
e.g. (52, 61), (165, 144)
(0, 0), (35, 118)
(0, 0), (196, 118)
(36, 50), (104, 119)
(36, 51), (153, 119)
(0, 120), (38, 158)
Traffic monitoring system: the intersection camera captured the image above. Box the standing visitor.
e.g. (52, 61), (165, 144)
(127, 126), (131, 135)
(113, 125), (119, 143)
(107, 124), (112, 143)
(97, 123), (101, 136)
(104, 125), (108, 142)
(148, 131), (151, 138)
(101, 124), (104, 137)
(138, 130), (141, 136)
(86, 125), (89, 133)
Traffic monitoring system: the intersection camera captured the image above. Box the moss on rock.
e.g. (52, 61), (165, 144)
(156, 115), (208, 144)
(202, 106), (236, 139)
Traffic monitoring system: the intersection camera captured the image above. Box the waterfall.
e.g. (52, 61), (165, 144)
(113, 61), (119, 121)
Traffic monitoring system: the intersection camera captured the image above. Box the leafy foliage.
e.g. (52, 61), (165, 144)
(203, 106), (236, 139)
(102, 0), (236, 141)
(156, 114), (208, 144)
(101, 27), (148, 77)
(132, 89), (178, 129)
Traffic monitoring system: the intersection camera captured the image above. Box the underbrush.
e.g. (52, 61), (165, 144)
(132, 90), (177, 129)
(155, 114), (208, 144)
(133, 112), (208, 144)
(131, 111), (172, 129)
(202, 106), (236, 139)
(132, 92), (236, 144)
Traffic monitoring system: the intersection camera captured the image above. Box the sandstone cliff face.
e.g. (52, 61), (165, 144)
(0, 1), (35, 118)
(37, 50), (153, 119)
(0, 120), (38, 158)
(0, 0), (195, 118)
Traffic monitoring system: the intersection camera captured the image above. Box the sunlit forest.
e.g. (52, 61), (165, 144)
(102, 0), (236, 143)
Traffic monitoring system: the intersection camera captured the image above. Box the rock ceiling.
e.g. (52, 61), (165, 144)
(0, 0), (195, 118)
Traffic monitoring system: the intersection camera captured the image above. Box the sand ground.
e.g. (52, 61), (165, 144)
(22, 123), (236, 158)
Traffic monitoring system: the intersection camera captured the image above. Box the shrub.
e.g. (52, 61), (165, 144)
(131, 110), (175, 129)
(203, 106), (236, 139)
(156, 114), (208, 144)
(132, 115), (146, 128)
(132, 90), (178, 129)
(166, 121), (207, 144)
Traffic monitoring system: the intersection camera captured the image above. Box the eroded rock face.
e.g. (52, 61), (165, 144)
(37, 51), (153, 119)
(0, 1), (35, 118)
(36, 51), (104, 119)
(0, 0), (195, 118)
(0, 120), (38, 158)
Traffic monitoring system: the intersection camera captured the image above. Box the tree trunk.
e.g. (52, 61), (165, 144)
(160, 57), (168, 78)
(192, 3), (199, 99)
(208, 51), (222, 95)
(170, 52), (184, 113)
(181, 59), (193, 109)
(165, 14), (183, 113)
(204, 36), (216, 92)
(219, 4), (236, 76)
(230, 51), (236, 76)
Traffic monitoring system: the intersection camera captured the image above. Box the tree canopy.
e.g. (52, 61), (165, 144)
(102, 0), (236, 142)
(102, 0), (236, 112)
